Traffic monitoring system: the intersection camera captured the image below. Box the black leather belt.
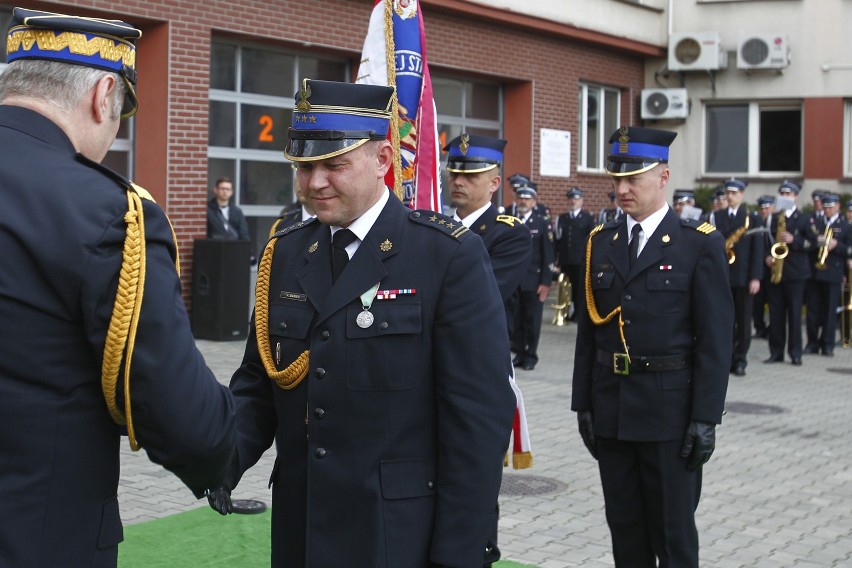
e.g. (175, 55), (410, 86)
(596, 350), (693, 375)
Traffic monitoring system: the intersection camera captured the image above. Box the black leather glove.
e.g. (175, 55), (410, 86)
(680, 421), (716, 471)
(577, 410), (597, 460)
(206, 487), (233, 516)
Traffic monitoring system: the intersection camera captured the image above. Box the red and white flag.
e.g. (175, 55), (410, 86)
(357, 0), (442, 212)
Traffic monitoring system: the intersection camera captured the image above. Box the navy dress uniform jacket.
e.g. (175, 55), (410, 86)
(714, 209), (765, 287)
(809, 215), (851, 284)
(555, 209), (595, 267)
(469, 205), (531, 302)
(269, 202), (303, 236)
(520, 213), (555, 292)
(227, 194), (516, 568)
(0, 106), (236, 567)
(572, 209), (734, 441)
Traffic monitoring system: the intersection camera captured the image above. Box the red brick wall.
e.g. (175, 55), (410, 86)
(33, 0), (646, 301)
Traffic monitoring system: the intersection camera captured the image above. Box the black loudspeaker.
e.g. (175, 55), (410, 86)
(191, 239), (251, 341)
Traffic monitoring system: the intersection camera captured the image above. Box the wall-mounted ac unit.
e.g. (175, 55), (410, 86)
(737, 34), (790, 70)
(668, 32), (727, 71)
(641, 88), (689, 120)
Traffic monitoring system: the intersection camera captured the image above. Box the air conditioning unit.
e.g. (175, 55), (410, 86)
(668, 32), (727, 71)
(737, 34), (790, 70)
(641, 88), (689, 120)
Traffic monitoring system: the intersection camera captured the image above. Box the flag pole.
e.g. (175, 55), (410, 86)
(383, 0), (403, 202)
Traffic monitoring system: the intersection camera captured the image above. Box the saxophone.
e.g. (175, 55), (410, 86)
(769, 213), (789, 284)
(815, 225), (833, 271)
(725, 215), (750, 265)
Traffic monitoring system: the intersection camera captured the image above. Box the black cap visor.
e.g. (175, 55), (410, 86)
(120, 76), (138, 119)
(446, 160), (499, 174)
(605, 158), (663, 177)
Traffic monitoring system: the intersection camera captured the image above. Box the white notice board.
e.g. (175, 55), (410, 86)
(539, 128), (571, 178)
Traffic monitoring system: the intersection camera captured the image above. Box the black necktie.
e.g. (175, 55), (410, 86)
(331, 229), (357, 282)
(730, 210), (735, 221)
(629, 224), (642, 268)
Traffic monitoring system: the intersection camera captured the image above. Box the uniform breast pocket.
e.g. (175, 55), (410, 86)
(646, 272), (689, 315)
(268, 303), (314, 371)
(345, 302), (422, 390)
(591, 270), (615, 290)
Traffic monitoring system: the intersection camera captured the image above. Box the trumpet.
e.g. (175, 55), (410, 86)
(815, 225), (833, 270)
(551, 272), (572, 326)
(769, 213), (788, 284)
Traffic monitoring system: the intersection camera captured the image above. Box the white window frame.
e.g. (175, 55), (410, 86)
(844, 99), (852, 178)
(703, 100), (803, 178)
(577, 83), (620, 173)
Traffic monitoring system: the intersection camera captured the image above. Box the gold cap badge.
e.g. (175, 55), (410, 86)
(297, 79), (312, 112)
(459, 133), (470, 155)
(618, 127), (630, 154)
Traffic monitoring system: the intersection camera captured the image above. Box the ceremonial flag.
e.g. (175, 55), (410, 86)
(357, 0), (442, 212)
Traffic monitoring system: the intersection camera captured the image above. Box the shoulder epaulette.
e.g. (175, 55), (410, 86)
(75, 152), (133, 190)
(129, 182), (156, 203)
(409, 210), (471, 240)
(683, 218), (717, 234)
(273, 216), (317, 238)
(496, 214), (523, 228)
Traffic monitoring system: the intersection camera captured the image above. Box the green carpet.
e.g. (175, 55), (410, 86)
(119, 506), (538, 567)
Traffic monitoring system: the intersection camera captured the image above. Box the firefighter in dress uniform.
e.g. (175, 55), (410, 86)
(572, 126), (733, 567)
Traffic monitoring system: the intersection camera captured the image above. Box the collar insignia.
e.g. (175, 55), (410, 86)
(379, 239), (393, 252)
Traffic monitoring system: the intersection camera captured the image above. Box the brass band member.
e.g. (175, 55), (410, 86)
(556, 187), (595, 321)
(572, 126), (733, 567)
(804, 193), (850, 356)
(715, 178), (765, 376)
(764, 180), (818, 365)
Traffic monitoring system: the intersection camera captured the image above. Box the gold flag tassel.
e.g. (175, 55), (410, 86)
(254, 236), (310, 389)
(584, 225), (631, 361)
(384, 0), (403, 202)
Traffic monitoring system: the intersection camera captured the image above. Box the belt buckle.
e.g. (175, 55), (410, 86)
(613, 353), (629, 376)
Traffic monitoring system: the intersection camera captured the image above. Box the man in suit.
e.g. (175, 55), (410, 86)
(555, 187), (595, 320)
(206, 79), (516, 568)
(714, 178), (765, 376)
(207, 176), (250, 240)
(0, 9), (236, 566)
(572, 126), (733, 567)
(752, 195), (775, 338)
(511, 183), (554, 371)
(804, 193), (850, 356)
(446, 133), (532, 568)
(764, 180), (818, 365)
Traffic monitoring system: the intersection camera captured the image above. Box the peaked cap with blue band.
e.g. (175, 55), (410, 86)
(6, 7), (142, 118)
(605, 126), (677, 177)
(444, 134), (507, 174)
(821, 192), (840, 206)
(284, 79), (394, 162)
(778, 179), (801, 195)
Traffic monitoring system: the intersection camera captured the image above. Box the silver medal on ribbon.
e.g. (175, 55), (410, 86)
(356, 282), (380, 329)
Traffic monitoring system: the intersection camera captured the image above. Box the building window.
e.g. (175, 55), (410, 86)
(578, 84), (620, 172)
(434, 76), (502, 209)
(208, 39), (348, 247)
(705, 102), (802, 175)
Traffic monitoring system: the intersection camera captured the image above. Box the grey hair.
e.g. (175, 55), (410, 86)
(0, 60), (125, 120)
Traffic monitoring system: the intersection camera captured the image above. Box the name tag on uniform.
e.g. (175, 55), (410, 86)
(280, 291), (307, 301)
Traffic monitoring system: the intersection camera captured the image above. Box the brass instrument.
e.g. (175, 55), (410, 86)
(551, 272), (572, 326)
(815, 225), (834, 271)
(769, 213), (788, 284)
(725, 215), (749, 265)
(842, 267), (852, 348)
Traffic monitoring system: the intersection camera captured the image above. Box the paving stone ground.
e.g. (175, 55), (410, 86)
(119, 299), (852, 567)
